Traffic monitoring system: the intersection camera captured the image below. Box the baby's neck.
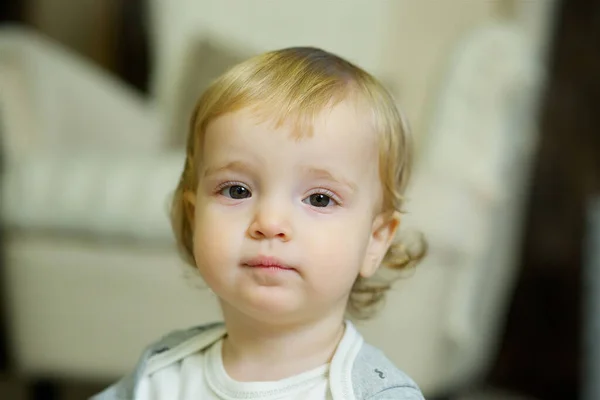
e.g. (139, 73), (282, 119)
(220, 307), (346, 382)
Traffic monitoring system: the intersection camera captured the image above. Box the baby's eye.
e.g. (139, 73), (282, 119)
(221, 185), (251, 199)
(303, 193), (337, 208)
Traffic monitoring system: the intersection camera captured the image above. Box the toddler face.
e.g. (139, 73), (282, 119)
(191, 100), (394, 323)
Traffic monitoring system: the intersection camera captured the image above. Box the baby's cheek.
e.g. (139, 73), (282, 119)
(304, 224), (365, 280)
(193, 211), (232, 266)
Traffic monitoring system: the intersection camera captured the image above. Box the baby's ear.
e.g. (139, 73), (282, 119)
(360, 211), (401, 278)
(182, 190), (197, 226)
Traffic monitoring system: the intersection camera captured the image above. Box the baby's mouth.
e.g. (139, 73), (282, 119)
(242, 255), (296, 271)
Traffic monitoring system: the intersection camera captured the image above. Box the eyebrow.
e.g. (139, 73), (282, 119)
(203, 162), (358, 193)
(302, 167), (358, 193)
(202, 161), (253, 178)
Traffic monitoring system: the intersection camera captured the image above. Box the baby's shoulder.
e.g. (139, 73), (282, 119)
(352, 342), (424, 399)
(145, 321), (225, 358)
(91, 322), (226, 399)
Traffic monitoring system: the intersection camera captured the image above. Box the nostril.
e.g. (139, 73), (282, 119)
(248, 217), (291, 240)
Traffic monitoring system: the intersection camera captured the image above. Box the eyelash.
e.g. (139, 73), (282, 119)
(214, 181), (250, 195)
(213, 182), (342, 206)
(306, 188), (342, 206)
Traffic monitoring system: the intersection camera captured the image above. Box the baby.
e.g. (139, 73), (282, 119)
(95, 47), (425, 399)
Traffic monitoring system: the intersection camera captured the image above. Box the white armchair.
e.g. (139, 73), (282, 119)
(0, 25), (222, 381)
(1, 18), (546, 400)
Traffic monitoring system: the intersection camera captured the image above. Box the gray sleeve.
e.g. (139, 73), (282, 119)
(89, 323), (223, 399)
(352, 343), (424, 400)
(366, 386), (425, 399)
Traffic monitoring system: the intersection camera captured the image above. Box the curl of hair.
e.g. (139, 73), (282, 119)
(348, 230), (427, 319)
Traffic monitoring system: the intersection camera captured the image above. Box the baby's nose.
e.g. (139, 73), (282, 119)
(247, 201), (292, 241)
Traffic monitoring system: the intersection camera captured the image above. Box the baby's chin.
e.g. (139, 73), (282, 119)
(222, 286), (311, 322)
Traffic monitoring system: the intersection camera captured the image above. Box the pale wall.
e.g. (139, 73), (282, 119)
(380, 1), (499, 147)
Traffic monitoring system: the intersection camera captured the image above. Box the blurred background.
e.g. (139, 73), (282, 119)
(0, 0), (598, 399)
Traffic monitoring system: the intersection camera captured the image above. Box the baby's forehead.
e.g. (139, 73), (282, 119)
(203, 105), (381, 184)
(235, 96), (377, 142)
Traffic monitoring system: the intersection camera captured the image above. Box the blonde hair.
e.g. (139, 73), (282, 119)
(171, 47), (425, 318)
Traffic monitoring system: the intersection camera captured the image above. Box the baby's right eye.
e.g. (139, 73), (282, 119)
(220, 185), (252, 199)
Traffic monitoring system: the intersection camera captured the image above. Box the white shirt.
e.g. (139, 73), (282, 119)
(93, 321), (424, 400)
(136, 328), (363, 400)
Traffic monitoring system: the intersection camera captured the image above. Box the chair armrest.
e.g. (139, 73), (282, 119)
(3, 151), (183, 241)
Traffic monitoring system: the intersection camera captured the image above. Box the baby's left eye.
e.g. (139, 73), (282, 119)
(303, 193), (337, 208)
